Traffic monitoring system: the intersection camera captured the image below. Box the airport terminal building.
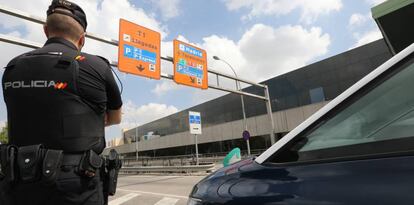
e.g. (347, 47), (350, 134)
(110, 39), (392, 157)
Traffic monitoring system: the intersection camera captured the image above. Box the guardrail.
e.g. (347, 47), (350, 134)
(120, 163), (216, 174)
(121, 148), (266, 161)
(118, 149), (267, 167)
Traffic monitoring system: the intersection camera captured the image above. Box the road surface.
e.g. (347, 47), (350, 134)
(108, 175), (205, 205)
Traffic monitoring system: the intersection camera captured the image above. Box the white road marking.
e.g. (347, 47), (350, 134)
(122, 175), (201, 178)
(154, 197), (179, 205)
(109, 193), (140, 205)
(119, 175), (202, 178)
(117, 188), (188, 199)
(121, 175), (159, 178)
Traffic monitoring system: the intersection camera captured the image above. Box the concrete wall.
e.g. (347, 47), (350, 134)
(105, 101), (329, 155)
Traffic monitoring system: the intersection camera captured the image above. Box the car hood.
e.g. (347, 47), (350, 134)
(190, 158), (262, 202)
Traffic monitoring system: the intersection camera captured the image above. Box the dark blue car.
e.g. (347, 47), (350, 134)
(188, 43), (414, 205)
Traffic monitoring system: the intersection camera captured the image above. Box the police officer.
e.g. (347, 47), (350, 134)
(1, 0), (122, 204)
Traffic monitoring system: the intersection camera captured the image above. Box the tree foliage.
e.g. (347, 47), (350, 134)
(0, 123), (8, 144)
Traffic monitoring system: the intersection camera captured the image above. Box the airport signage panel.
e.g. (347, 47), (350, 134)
(118, 19), (161, 79)
(189, 111), (202, 135)
(173, 40), (208, 89)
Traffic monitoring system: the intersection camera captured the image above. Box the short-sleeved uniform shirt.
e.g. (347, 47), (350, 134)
(4, 37), (122, 153)
(43, 37), (123, 113)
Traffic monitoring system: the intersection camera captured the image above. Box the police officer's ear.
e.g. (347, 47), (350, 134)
(43, 25), (50, 38)
(77, 32), (86, 51)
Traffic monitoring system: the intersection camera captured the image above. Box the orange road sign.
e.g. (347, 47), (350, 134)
(118, 19), (161, 79)
(173, 40), (208, 89)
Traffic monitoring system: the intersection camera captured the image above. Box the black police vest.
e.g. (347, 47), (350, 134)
(2, 51), (104, 152)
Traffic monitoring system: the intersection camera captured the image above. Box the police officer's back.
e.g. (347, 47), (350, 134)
(1, 1), (122, 204)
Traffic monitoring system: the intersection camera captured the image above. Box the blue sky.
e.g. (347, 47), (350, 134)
(0, 0), (385, 141)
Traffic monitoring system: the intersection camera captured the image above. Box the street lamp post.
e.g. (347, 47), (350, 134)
(135, 127), (139, 161)
(213, 56), (251, 156)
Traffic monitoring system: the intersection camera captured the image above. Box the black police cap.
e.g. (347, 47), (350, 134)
(47, 0), (87, 31)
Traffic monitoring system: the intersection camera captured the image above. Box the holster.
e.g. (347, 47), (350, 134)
(104, 149), (122, 196)
(42, 149), (63, 185)
(17, 144), (44, 183)
(78, 150), (103, 178)
(0, 144), (18, 183)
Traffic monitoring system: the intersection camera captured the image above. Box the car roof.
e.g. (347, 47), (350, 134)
(255, 42), (414, 164)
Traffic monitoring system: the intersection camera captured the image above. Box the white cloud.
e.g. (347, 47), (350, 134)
(202, 24), (330, 82)
(75, 0), (168, 62)
(366, 0), (387, 6)
(240, 24), (330, 79)
(189, 24), (331, 104)
(224, 0), (342, 23)
(151, 81), (181, 96)
(202, 35), (246, 76)
(119, 101), (179, 130)
(299, 0), (343, 24)
(349, 13), (371, 28)
(347, 11), (383, 49)
(76, 0), (165, 38)
(150, 0), (181, 20)
(351, 29), (382, 49)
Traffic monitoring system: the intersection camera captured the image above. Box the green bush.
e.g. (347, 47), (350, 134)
(0, 123), (8, 144)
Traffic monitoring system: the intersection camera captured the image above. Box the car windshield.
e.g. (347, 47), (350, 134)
(298, 55), (414, 153)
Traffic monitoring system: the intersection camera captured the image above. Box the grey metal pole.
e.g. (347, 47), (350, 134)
(264, 85), (276, 145)
(195, 134), (199, 165)
(215, 57), (250, 155)
(135, 128), (139, 161)
(238, 81), (251, 156)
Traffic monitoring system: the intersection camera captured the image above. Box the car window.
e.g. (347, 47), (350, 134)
(269, 54), (414, 163)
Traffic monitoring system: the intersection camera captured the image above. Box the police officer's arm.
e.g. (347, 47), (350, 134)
(104, 65), (122, 126)
(106, 109), (121, 126)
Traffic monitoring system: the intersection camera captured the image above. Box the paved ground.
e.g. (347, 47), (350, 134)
(108, 175), (205, 205)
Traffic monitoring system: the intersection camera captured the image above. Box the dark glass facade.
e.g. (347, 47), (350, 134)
(125, 39), (392, 141)
(126, 135), (275, 158)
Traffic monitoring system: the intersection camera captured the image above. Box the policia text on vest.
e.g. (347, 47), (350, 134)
(1, 0), (123, 204)
(3, 80), (68, 90)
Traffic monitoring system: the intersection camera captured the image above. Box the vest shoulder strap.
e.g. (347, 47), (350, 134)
(96, 55), (111, 66)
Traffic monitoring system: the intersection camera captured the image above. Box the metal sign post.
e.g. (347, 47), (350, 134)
(194, 134), (199, 165)
(247, 139), (251, 155)
(189, 111), (202, 165)
(239, 81), (250, 156)
(264, 85), (276, 145)
(135, 127), (139, 161)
